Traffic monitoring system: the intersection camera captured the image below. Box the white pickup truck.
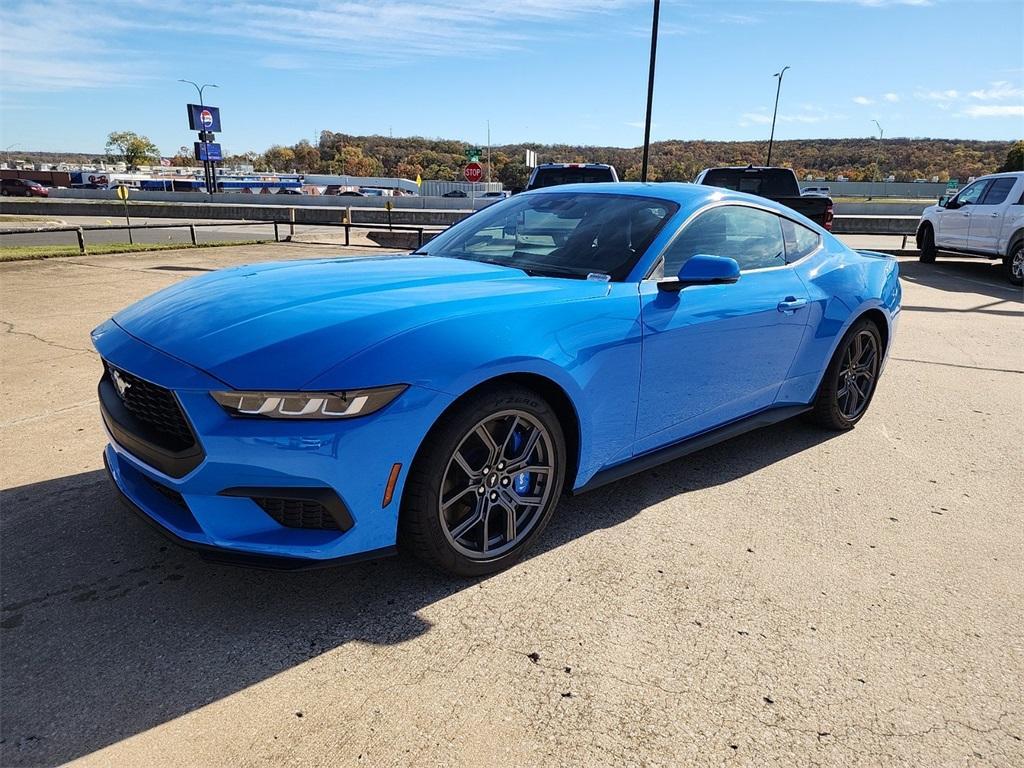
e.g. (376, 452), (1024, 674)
(916, 171), (1024, 286)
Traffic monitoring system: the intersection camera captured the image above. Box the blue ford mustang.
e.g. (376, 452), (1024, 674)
(94, 183), (901, 575)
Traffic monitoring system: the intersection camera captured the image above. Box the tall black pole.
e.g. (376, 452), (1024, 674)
(640, 0), (660, 183)
(766, 65), (789, 166)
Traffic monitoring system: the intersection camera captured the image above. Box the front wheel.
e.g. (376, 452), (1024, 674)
(811, 319), (883, 430)
(918, 225), (937, 263)
(1004, 242), (1024, 287)
(400, 384), (566, 577)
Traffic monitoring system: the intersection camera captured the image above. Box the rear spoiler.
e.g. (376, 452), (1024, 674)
(855, 249), (896, 259)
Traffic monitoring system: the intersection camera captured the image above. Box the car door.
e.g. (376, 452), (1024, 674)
(967, 176), (1019, 254)
(634, 204), (810, 455)
(938, 179), (990, 249)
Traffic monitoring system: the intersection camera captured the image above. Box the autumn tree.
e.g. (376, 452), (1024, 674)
(105, 131), (159, 169)
(263, 146), (296, 172)
(997, 140), (1024, 172)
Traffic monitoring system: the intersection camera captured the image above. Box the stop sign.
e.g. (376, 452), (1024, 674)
(464, 162), (483, 183)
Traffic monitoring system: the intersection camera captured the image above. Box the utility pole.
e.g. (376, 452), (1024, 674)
(487, 120), (491, 183)
(766, 66), (790, 166)
(640, 0), (661, 183)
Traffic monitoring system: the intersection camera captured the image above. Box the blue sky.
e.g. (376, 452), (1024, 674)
(1, 0), (1021, 155)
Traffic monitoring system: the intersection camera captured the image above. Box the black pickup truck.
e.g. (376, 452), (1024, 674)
(695, 166), (834, 231)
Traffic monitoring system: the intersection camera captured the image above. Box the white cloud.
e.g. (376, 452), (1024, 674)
(959, 105), (1024, 118)
(782, 0), (932, 5)
(883, 92), (900, 102)
(916, 89), (960, 102)
(968, 81), (1024, 101)
(739, 106), (845, 127)
(852, 96), (874, 105)
(0, 0), (641, 92)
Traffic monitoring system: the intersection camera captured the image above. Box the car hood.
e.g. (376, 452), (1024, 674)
(113, 254), (608, 389)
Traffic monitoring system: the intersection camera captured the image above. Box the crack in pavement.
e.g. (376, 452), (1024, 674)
(0, 320), (94, 355)
(890, 357), (1024, 375)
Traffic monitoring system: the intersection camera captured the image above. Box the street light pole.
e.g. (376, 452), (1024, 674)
(640, 0), (661, 183)
(178, 79), (218, 194)
(872, 119), (884, 187)
(766, 66), (790, 166)
(5, 143), (21, 167)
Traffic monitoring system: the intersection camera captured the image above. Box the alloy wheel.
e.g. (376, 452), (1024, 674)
(1012, 246), (1024, 281)
(836, 330), (879, 420)
(438, 410), (556, 560)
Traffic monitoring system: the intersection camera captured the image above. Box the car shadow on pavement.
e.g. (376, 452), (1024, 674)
(0, 418), (836, 766)
(898, 258), (1021, 301)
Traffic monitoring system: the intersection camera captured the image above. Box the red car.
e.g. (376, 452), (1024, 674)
(1, 178), (49, 197)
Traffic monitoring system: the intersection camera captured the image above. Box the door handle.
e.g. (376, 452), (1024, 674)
(989, 212), (1000, 217)
(777, 297), (807, 313)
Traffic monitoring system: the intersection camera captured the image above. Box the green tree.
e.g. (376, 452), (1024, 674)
(105, 131), (159, 169)
(997, 140), (1024, 172)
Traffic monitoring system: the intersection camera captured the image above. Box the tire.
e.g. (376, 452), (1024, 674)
(918, 224), (937, 263)
(0, 190), (8, 197)
(811, 318), (884, 431)
(1004, 240), (1024, 287)
(400, 384), (566, 577)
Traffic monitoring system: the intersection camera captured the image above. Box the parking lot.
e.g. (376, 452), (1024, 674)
(1, 242), (1021, 766)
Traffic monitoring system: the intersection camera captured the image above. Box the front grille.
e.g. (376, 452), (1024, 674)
(254, 497), (340, 530)
(105, 363), (195, 452)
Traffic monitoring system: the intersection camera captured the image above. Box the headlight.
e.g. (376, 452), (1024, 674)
(211, 385), (407, 419)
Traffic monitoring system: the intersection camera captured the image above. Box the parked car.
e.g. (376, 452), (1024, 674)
(525, 163), (618, 191)
(695, 166), (834, 230)
(442, 190), (468, 198)
(94, 183), (900, 576)
(1, 178), (49, 197)
(916, 171), (1024, 285)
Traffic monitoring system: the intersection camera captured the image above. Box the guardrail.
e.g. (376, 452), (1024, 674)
(0, 219), (430, 254)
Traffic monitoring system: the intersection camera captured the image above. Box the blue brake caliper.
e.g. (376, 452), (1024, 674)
(510, 429), (532, 494)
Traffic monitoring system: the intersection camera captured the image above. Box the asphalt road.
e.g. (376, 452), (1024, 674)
(1, 242), (1021, 767)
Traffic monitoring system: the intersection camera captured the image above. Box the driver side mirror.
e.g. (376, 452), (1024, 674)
(657, 254), (741, 292)
(937, 194), (950, 208)
(943, 196), (961, 210)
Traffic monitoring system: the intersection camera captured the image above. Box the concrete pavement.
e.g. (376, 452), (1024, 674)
(1, 242), (1021, 767)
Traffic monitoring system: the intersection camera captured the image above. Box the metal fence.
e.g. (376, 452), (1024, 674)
(0, 219), (430, 254)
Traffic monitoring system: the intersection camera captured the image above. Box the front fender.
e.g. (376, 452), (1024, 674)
(306, 283), (645, 487)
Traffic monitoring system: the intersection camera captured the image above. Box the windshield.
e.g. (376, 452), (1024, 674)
(417, 192), (678, 280)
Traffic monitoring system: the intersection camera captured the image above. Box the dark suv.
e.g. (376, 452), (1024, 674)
(525, 163), (618, 191)
(1, 178), (49, 197)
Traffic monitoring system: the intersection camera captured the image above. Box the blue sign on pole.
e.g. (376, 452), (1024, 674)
(187, 104), (222, 133)
(194, 142), (223, 162)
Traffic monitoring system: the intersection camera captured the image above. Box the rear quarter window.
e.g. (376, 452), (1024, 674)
(781, 219), (821, 262)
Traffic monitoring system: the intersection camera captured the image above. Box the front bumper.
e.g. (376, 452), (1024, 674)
(94, 320), (453, 566)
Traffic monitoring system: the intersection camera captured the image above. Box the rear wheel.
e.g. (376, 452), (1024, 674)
(918, 224), (937, 263)
(400, 384), (566, 577)
(1004, 241), (1023, 287)
(811, 318), (883, 430)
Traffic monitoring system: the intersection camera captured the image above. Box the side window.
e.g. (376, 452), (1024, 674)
(781, 219), (822, 263)
(955, 180), (990, 206)
(980, 177), (1017, 205)
(662, 206), (786, 275)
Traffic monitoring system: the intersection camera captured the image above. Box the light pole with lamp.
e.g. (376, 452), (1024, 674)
(766, 66), (790, 166)
(5, 143), (22, 168)
(178, 79), (219, 194)
(872, 119), (885, 193)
